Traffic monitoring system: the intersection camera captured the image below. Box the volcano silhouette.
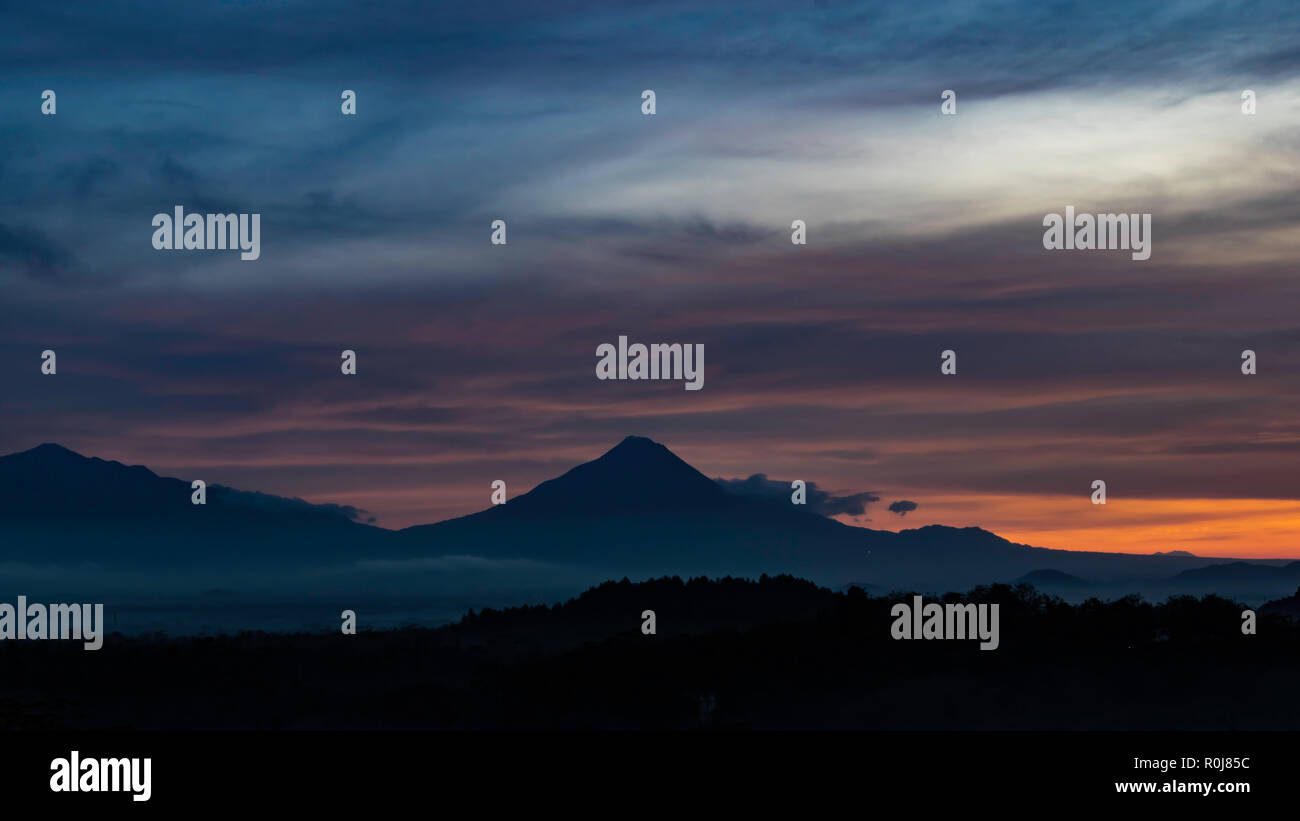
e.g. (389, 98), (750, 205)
(396, 435), (1071, 584)
(398, 435), (875, 578)
(498, 436), (732, 515)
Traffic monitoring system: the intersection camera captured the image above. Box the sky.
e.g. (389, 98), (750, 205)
(2, 0), (1300, 557)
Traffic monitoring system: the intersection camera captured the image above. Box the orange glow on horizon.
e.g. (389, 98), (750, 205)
(839, 495), (1300, 559)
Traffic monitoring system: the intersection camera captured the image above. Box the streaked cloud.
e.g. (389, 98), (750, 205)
(1, 0), (1298, 555)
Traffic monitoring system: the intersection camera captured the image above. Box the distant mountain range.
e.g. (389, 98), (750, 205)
(1172, 561), (1300, 584)
(1, 436), (1296, 596)
(1015, 569), (1088, 587)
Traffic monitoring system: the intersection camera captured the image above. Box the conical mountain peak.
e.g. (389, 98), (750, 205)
(503, 436), (729, 515)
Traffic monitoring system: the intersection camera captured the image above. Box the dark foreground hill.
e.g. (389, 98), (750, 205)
(1260, 586), (1300, 620)
(4, 577), (1297, 732)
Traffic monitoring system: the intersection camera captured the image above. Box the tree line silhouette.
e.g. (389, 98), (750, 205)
(3, 575), (1297, 731)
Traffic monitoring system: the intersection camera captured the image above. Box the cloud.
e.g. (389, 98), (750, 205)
(715, 473), (879, 517)
(0, 222), (74, 281)
(210, 486), (376, 524)
(353, 555), (549, 573)
(888, 500), (919, 517)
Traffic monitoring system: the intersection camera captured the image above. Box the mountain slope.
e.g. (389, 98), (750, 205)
(502, 435), (731, 515)
(397, 436), (881, 580)
(0, 443), (393, 567)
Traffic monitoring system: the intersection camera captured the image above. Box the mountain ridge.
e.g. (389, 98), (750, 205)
(0, 438), (1292, 592)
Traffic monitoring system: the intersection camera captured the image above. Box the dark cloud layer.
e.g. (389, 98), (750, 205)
(716, 474), (880, 518)
(888, 500), (918, 516)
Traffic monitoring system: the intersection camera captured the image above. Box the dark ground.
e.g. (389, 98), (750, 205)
(4, 576), (1299, 732)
